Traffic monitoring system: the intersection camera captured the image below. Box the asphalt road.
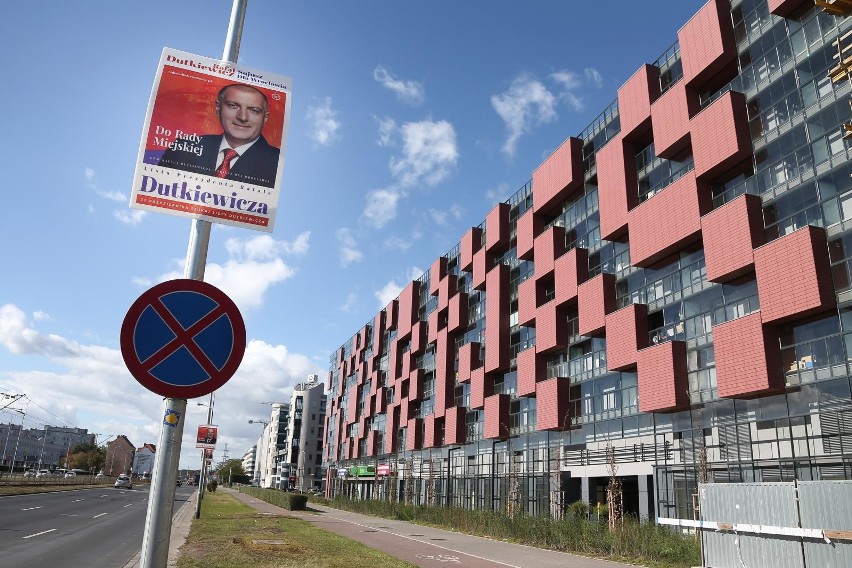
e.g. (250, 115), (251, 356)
(0, 485), (194, 568)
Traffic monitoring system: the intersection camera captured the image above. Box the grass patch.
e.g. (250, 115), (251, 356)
(177, 491), (416, 568)
(243, 489), (699, 568)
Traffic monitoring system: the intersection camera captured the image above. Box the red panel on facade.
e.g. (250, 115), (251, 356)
(534, 226), (566, 282)
(651, 80), (697, 159)
(384, 404), (399, 453)
(701, 194), (764, 283)
(678, 0), (737, 89)
(755, 226), (836, 324)
(617, 64), (661, 141)
(434, 330), (455, 418)
(430, 257), (448, 296)
(628, 170), (708, 267)
(423, 414), (437, 449)
(535, 377), (572, 431)
(637, 341), (689, 412)
(485, 264), (510, 372)
(366, 430), (379, 456)
(597, 135), (637, 241)
(691, 91), (751, 181)
(532, 136), (584, 215)
(385, 299), (398, 331)
(411, 320), (427, 355)
(389, 338), (401, 381)
(406, 418), (423, 451)
(767, 0), (811, 18)
(410, 368), (424, 400)
(472, 247), (490, 291)
(374, 388), (386, 414)
(605, 304), (649, 371)
(444, 406), (466, 445)
(428, 308), (440, 345)
(399, 397), (412, 424)
(346, 384), (358, 425)
(458, 341), (481, 383)
(535, 300), (569, 353)
(517, 347), (545, 397)
(518, 277), (537, 327)
(555, 248), (589, 306)
(713, 312), (784, 398)
(484, 394), (510, 439)
(578, 273), (616, 337)
(516, 209), (542, 261)
(372, 311), (386, 357)
(470, 367), (489, 410)
(485, 203), (511, 254)
(460, 227), (483, 272)
(396, 281), (420, 340)
(401, 350), (412, 380)
(439, 275), (458, 311)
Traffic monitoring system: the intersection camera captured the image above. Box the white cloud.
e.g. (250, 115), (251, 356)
(491, 74), (558, 159)
(376, 116), (397, 147)
(362, 188), (403, 229)
(0, 304), (321, 470)
(373, 66), (425, 106)
(114, 209), (146, 226)
(585, 67), (603, 88)
(429, 209), (449, 225)
(33, 311), (50, 321)
(339, 293), (358, 313)
(550, 70), (582, 90)
(383, 236), (411, 251)
(373, 266), (423, 308)
(84, 168), (96, 184)
(154, 234), (305, 310)
(336, 228), (363, 266)
(375, 280), (403, 308)
(389, 120), (458, 187)
(306, 96), (341, 146)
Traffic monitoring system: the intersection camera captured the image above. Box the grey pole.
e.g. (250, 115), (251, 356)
(139, 2), (248, 565)
(195, 393), (214, 519)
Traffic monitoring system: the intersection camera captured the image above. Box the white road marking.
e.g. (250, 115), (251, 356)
(21, 506), (43, 511)
(23, 529), (56, 539)
(93, 513), (108, 518)
(124, 504), (132, 508)
(71, 498), (84, 502)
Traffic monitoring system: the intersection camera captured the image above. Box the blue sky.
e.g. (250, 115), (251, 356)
(0, 0), (705, 469)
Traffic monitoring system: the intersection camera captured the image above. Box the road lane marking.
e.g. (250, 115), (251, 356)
(21, 506), (43, 511)
(71, 498), (85, 502)
(93, 513), (108, 518)
(23, 529), (56, 539)
(124, 504), (132, 508)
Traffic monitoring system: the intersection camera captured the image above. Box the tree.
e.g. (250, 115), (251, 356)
(214, 459), (249, 485)
(67, 443), (105, 472)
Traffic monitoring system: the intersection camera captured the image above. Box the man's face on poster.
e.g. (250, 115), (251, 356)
(216, 85), (269, 148)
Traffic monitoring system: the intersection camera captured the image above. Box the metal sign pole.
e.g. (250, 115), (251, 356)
(139, 2), (248, 566)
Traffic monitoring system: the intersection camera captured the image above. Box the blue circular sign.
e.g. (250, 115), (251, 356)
(121, 279), (246, 398)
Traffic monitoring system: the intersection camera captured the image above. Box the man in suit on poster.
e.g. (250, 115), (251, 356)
(158, 84), (280, 189)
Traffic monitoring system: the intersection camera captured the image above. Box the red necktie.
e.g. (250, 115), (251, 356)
(215, 148), (239, 178)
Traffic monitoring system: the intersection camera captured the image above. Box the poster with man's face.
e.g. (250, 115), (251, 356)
(130, 48), (292, 232)
(196, 424), (218, 449)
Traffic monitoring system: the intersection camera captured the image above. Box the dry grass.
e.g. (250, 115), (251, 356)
(176, 491), (415, 568)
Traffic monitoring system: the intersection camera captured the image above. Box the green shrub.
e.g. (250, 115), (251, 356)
(567, 500), (588, 520)
(289, 494), (309, 510)
(206, 479), (218, 492)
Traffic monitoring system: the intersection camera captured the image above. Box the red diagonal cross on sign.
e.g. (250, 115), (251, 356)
(140, 298), (229, 378)
(120, 279), (246, 399)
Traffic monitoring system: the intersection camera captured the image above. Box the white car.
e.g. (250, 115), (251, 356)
(35, 470), (52, 478)
(64, 471), (76, 479)
(114, 475), (133, 489)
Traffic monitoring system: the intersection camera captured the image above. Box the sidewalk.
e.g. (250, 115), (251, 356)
(224, 488), (639, 568)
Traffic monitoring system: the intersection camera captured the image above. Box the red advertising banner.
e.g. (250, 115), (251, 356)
(196, 424), (218, 449)
(130, 48), (292, 232)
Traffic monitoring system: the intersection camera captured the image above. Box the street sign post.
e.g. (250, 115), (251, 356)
(122, 279), (244, 568)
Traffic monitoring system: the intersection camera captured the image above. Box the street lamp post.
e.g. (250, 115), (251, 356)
(248, 419), (269, 486)
(37, 425), (50, 472)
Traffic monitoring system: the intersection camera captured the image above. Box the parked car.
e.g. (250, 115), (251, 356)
(176, 478), (182, 486)
(23, 469), (36, 477)
(95, 472), (104, 479)
(114, 474), (133, 489)
(35, 469), (52, 478)
(64, 471), (76, 479)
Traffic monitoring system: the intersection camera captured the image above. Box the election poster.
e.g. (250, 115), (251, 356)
(196, 424), (218, 449)
(130, 48), (292, 232)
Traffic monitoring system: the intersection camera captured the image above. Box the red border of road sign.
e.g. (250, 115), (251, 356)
(120, 279), (246, 399)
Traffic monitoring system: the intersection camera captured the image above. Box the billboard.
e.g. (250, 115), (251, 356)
(196, 424), (218, 449)
(130, 48), (292, 232)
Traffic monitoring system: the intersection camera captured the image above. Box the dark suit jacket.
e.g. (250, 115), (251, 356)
(158, 134), (280, 189)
